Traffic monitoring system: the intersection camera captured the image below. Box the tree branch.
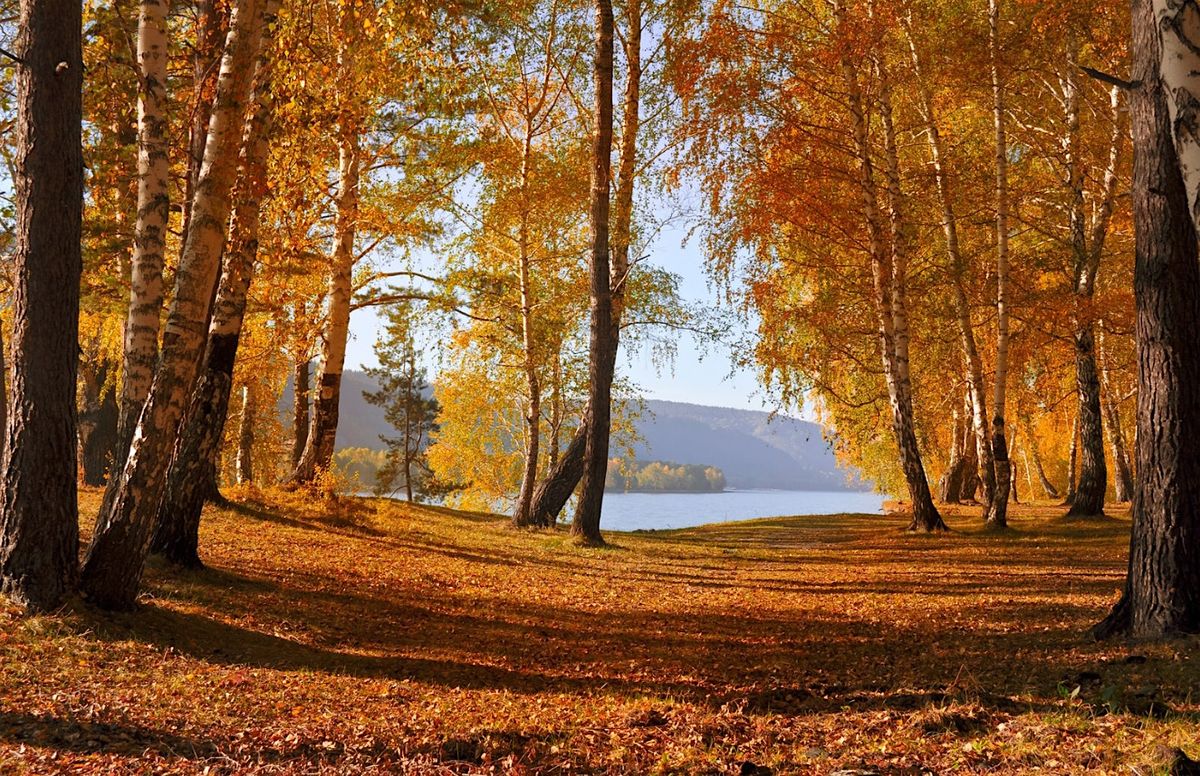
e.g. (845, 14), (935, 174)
(0, 45), (24, 65)
(1079, 65), (1139, 91)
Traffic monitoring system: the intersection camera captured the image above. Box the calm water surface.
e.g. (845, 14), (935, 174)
(597, 489), (886, 532)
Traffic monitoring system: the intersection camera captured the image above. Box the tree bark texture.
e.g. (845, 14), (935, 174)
(80, 0), (267, 610)
(151, 22), (278, 566)
(0, 0), (84, 612)
(842, 7), (944, 532)
(571, 0), (616, 544)
(1095, 0), (1200, 638)
(114, 0), (171, 470)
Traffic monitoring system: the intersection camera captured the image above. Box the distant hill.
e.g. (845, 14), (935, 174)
(632, 400), (865, 492)
(279, 372), (867, 491)
(278, 370), (393, 451)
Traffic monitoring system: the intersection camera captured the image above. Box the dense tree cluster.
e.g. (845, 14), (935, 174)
(0, 0), (1196, 638)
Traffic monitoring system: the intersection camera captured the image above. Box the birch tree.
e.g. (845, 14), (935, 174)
(571, 0), (615, 544)
(80, 0), (269, 610)
(152, 1), (280, 567)
(113, 0), (170, 467)
(986, 0), (1011, 529)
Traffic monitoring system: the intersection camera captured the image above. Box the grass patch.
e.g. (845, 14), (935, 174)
(1, 492), (1198, 773)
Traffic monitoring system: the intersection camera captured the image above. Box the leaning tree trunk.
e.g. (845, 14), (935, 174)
(904, 17), (995, 511)
(151, 29), (277, 567)
(288, 56), (359, 485)
(844, 2), (944, 532)
(1095, 0), (1200, 638)
(1020, 411), (1060, 499)
(80, 0), (267, 611)
(0, 0), (84, 613)
(179, 0), (226, 250)
(113, 0), (170, 470)
(571, 0), (616, 545)
(984, 0), (1011, 530)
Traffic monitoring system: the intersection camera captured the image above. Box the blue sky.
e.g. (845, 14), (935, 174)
(344, 219), (779, 414)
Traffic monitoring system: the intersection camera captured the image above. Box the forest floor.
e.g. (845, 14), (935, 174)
(2, 489), (1199, 774)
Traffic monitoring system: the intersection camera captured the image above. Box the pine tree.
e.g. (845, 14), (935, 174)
(363, 307), (439, 503)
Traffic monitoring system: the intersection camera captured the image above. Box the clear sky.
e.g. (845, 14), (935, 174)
(344, 219), (783, 414)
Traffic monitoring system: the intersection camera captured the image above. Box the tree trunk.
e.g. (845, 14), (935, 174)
(80, 0), (267, 610)
(79, 361), (119, 487)
(0, 0), (83, 613)
(531, 409), (588, 527)
(513, 124), (541, 527)
(939, 398), (967, 503)
(1066, 407), (1079, 503)
(904, 19), (995, 512)
(1067, 325), (1107, 516)
(1021, 412), (1060, 499)
(1095, 0), (1200, 638)
(846, 3), (943, 532)
(179, 0), (226, 249)
(151, 28), (277, 567)
(114, 0), (170, 470)
(984, 0), (1010, 529)
(1099, 331), (1134, 503)
(292, 357), (310, 468)
(956, 393), (980, 502)
(571, 0), (616, 545)
(529, 0), (641, 531)
(288, 35), (359, 485)
(1062, 42), (1108, 518)
(236, 385), (256, 484)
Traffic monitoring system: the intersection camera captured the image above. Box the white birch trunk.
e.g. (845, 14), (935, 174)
(1154, 0), (1200, 232)
(115, 0), (171, 464)
(80, 0), (267, 610)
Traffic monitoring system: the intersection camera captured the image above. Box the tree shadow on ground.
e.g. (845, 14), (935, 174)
(0, 709), (218, 760)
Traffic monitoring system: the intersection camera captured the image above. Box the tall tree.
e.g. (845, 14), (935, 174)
(151, 6), (280, 567)
(113, 0), (170, 467)
(0, 0), (84, 612)
(1095, 0), (1200, 639)
(571, 0), (615, 544)
(903, 14), (996, 514)
(1062, 41), (1108, 517)
(986, 0), (1011, 530)
(529, 0), (642, 528)
(364, 307), (439, 502)
(80, 0), (269, 610)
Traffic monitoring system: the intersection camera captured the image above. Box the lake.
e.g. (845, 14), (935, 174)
(595, 489), (886, 532)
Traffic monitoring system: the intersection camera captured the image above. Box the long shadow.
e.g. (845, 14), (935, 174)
(0, 710), (218, 760)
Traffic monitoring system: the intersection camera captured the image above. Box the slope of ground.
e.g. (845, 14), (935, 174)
(2, 492), (1198, 774)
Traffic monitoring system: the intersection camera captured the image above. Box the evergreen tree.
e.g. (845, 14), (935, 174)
(363, 306), (439, 502)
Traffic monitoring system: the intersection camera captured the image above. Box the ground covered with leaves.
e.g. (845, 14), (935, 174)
(2, 490), (1198, 774)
